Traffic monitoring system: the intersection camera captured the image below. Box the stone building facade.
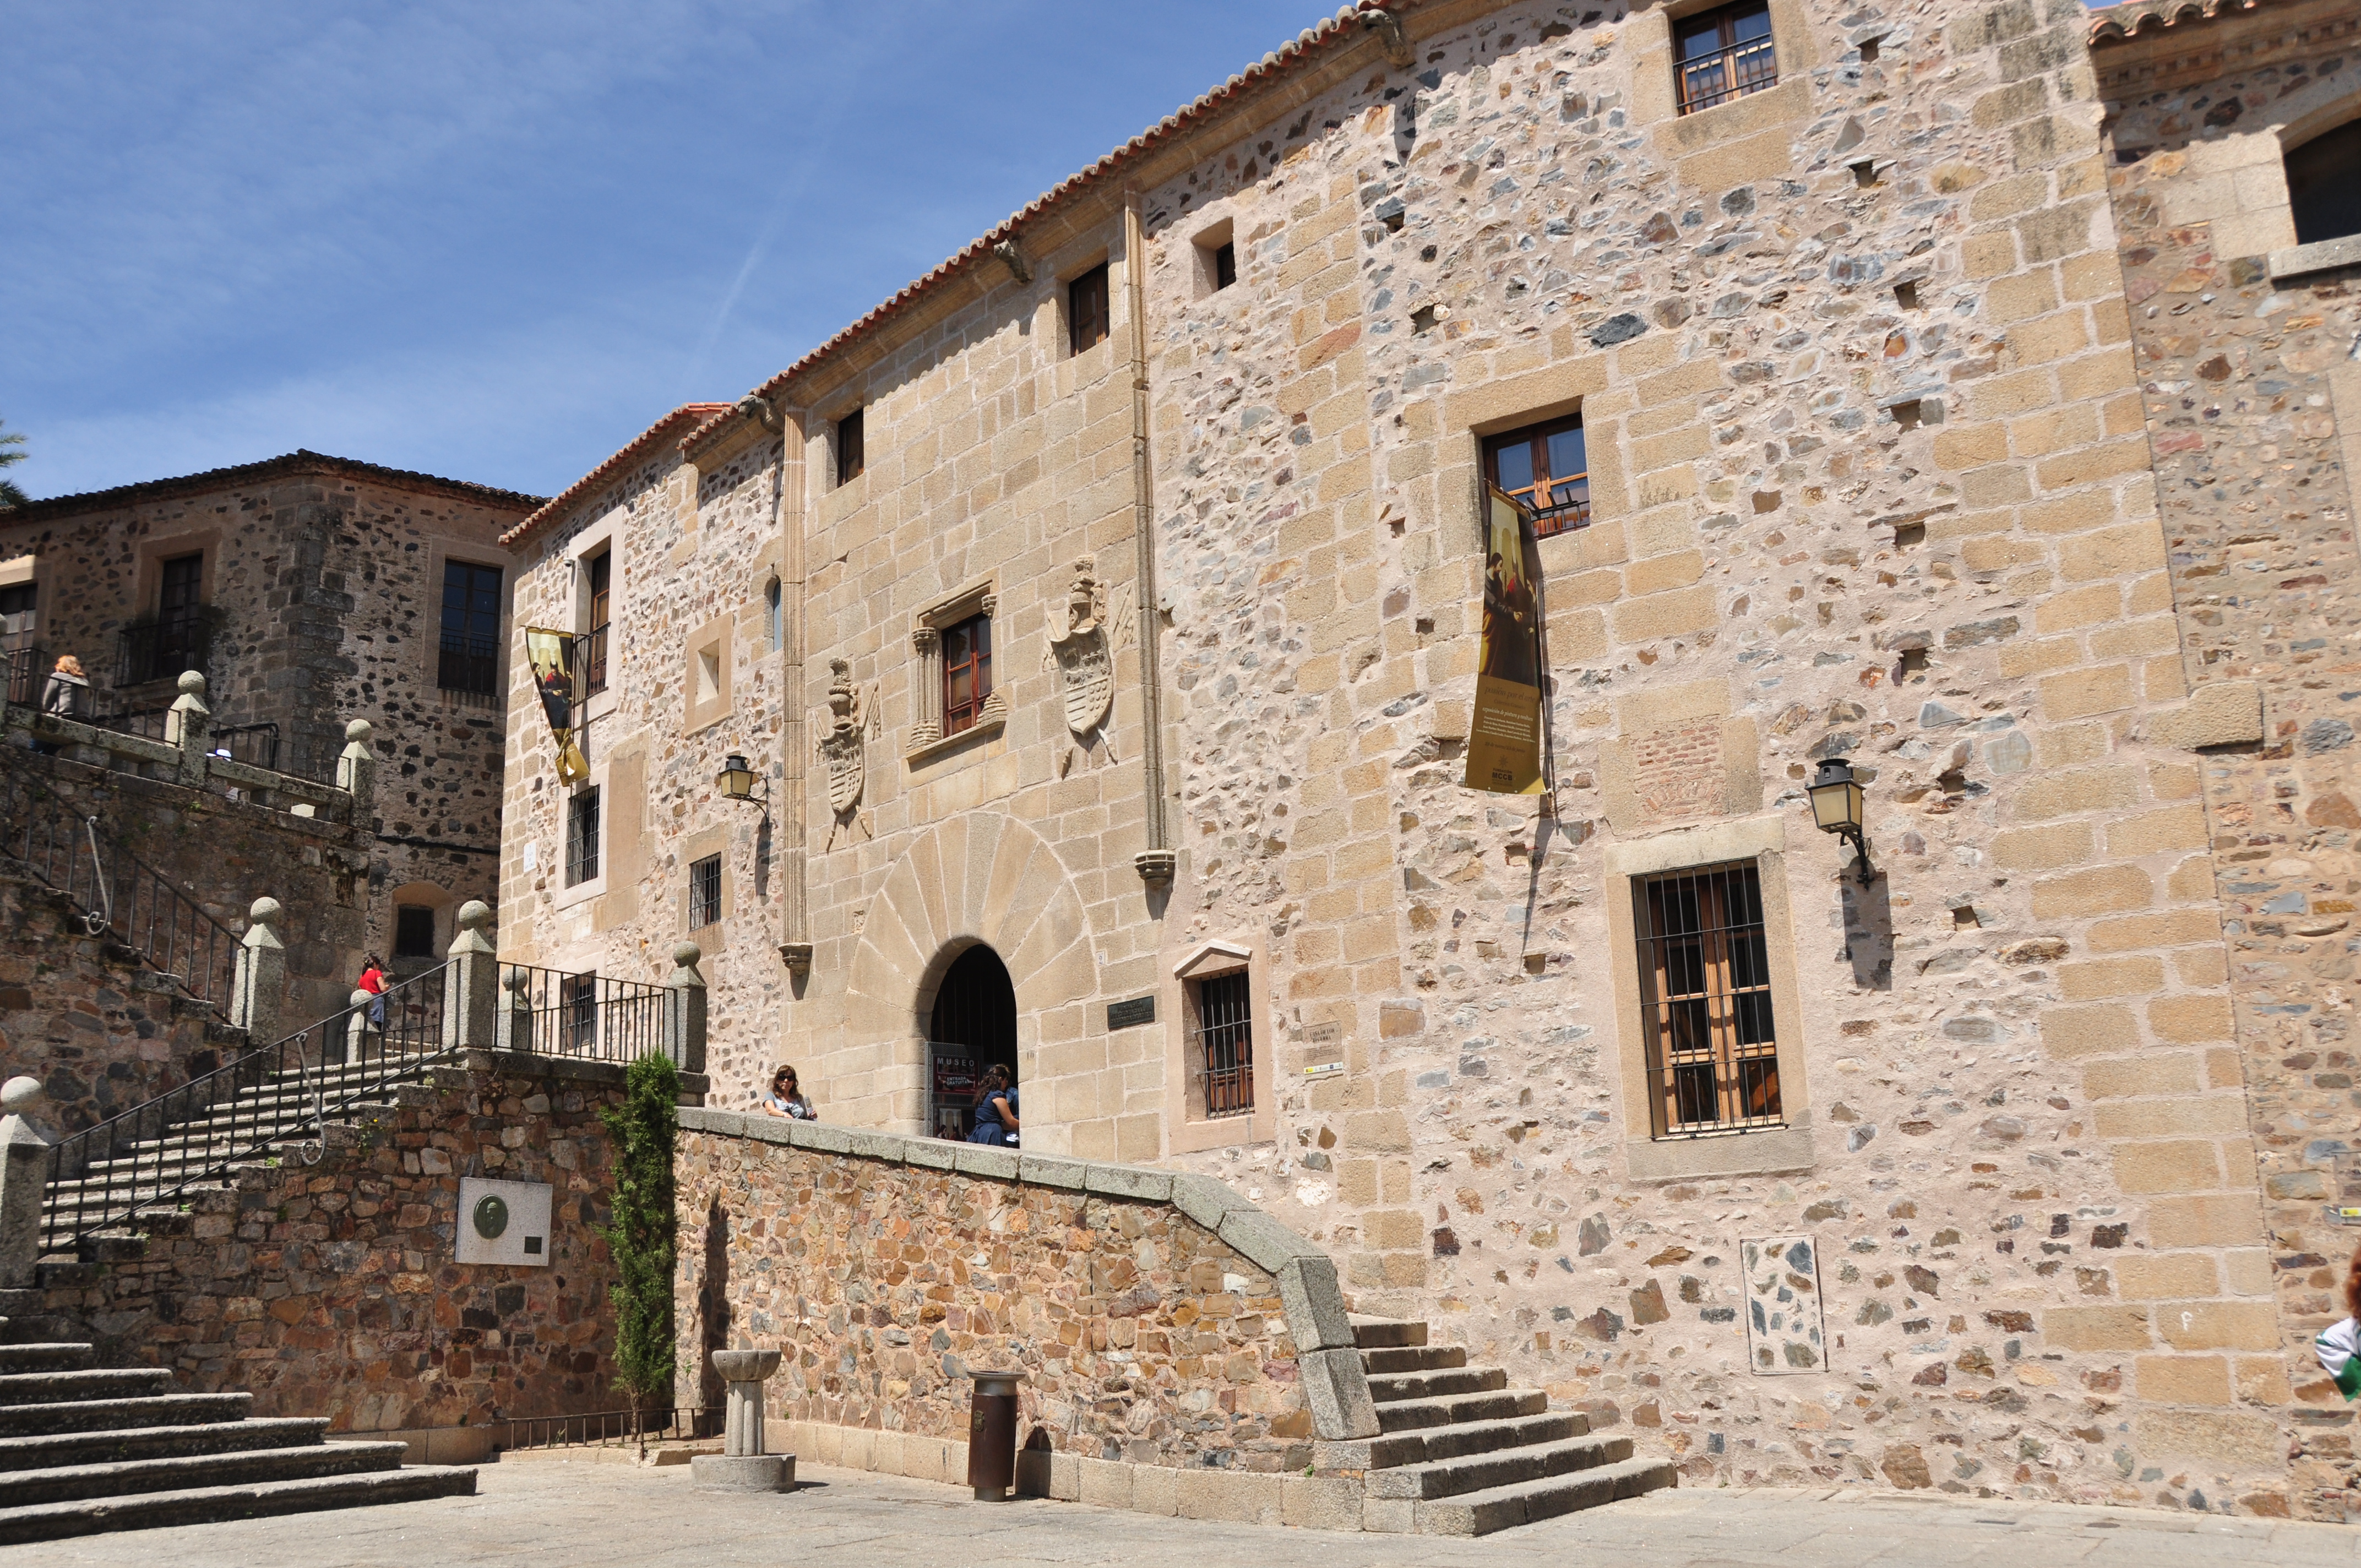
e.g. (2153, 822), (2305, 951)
(1, 452), (540, 976)
(499, 0), (2361, 1518)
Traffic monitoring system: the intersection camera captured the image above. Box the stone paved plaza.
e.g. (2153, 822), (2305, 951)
(13, 1460), (2358, 1567)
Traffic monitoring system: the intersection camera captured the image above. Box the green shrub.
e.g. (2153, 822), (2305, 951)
(598, 1051), (679, 1453)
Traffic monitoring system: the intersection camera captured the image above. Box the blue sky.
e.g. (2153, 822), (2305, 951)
(6, 3), (1339, 502)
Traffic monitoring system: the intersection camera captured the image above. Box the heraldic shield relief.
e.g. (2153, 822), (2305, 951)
(818, 657), (875, 850)
(1045, 556), (1133, 773)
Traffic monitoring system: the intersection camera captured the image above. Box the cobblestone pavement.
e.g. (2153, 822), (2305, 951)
(18, 1460), (2360, 1566)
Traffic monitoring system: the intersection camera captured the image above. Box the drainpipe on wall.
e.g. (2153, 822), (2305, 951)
(1124, 194), (1175, 892)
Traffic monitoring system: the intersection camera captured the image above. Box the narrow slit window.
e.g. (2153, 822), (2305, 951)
(1482, 413), (1592, 538)
(1193, 970), (1254, 1118)
(1676, 1), (1777, 115)
(689, 853), (722, 929)
(836, 407), (866, 488)
(566, 786), (601, 886)
(1634, 861), (1783, 1135)
(1068, 263), (1111, 356)
(940, 612), (993, 736)
(1212, 241), (1237, 291)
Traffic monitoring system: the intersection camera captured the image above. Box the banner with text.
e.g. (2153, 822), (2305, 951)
(1464, 486), (1546, 795)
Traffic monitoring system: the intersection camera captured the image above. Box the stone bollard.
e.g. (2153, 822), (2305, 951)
(166, 671), (213, 790)
(663, 941), (707, 1075)
(231, 896), (286, 1047)
(337, 719), (376, 824)
(0, 1077), (51, 1289)
(442, 901), (498, 1051)
(496, 966), (534, 1053)
(689, 1348), (794, 1492)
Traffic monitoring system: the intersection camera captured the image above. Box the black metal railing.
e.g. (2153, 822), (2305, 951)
(2, 640), (47, 706)
(438, 630), (499, 698)
(40, 962), (454, 1254)
(116, 614), (209, 687)
(0, 750), (239, 1012)
(1678, 34), (1777, 114)
(581, 624), (610, 698)
(1193, 971), (1255, 1119)
(86, 705), (284, 771)
(499, 1406), (719, 1452)
(499, 963), (668, 1063)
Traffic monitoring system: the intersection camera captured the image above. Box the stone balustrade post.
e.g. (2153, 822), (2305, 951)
(442, 901), (498, 1052)
(0, 1077), (51, 1289)
(496, 966), (534, 1053)
(166, 671), (213, 790)
(664, 942), (707, 1075)
(230, 896), (286, 1046)
(337, 720), (376, 825)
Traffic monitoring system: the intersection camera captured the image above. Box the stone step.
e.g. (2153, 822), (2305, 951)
(1375, 1389), (1547, 1434)
(0, 1369), (175, 1409)
(1350, 1316), (1427, 1349)
(0, 1345), (94, 1375)
(0, 1393), (251, 1440)
(0, 1462), (477, 1545)
(1366, 1367), (1505, 1403)
(0, 1439), (411, 1509)
(1369, 1433), (1635, 1501)
(1319, 1411), (1592, 1473)
(1360, 1344), (1467, 1375)
(0, 1417), (331, 1472)
(1410, 1455), (1676, 1537)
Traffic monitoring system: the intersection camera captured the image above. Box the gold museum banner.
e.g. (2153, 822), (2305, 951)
(1464, 486), (1547, 794)
(523, 627), (590, 786)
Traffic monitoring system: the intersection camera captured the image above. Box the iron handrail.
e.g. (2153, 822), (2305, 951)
(88, 705), (285, 772)
(498, 962), (669, 1064)
(0, 748), (240, 1011)
(40, 962), (456, 1254)
(498, 1406), (720, 1452)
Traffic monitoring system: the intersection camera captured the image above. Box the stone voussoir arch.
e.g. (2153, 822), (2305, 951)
(844, 812), (1097, 1128)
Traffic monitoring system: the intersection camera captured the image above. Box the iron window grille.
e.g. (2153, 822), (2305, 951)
(941, 613), (993, 737)
(1482, 414), (1592, 538)
(1192, 970), (1254, 1119)
(1676, 1), (1778, 115)
(689, 854), (722, 929)
(1634, 861), (1783, 1135)
(566, 787), (601, 886)
(1068, 264), (1111, 356)
(438, 560), (503, 696)
(121, 553), (208, 685)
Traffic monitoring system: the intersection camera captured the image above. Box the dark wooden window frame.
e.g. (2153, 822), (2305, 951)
(1675, 0), (1778, 116)
(836, 407), (866, 488)
(1633, 859), (1785, 1136)
(1481, 413), (1593, 538)
(583, 549), (613, 698)
(940, 612), (993, 737)
(1068, 263), (1111, 356)
(438, 559), (503, 696)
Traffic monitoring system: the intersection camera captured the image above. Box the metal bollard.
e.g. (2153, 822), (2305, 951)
(965, 1369), (1024, 1501)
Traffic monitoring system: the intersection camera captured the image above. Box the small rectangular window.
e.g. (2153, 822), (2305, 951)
(766, 579), (783, 651)
(1675, 1), (1777, 115)
(0, 582), (35, 637)
(583, 549), (612, 698)
(561, 971), (599, 1053)
(1192, 971), (1254, 1118)
(940, 612), (993, 737)
(127, 552), (209, 684)
(1068, 264), (1111, 356)
(566, 787), (601, 886)
(438, 560), (503, 696)
(1482, 413), (1592, 538)
(836, 408), (865, 487)
(689, 853), (722, 929)
(1212, 242), (1237, 291)
(394, 905), (437, 959)
(1634, 861), (1783, 1136)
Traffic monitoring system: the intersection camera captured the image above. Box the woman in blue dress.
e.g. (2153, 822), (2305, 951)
(967, 1064), (1019, 1146)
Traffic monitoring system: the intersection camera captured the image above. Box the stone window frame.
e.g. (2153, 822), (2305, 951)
(1163, 938), (1276, 1155)
(1065, 259), (1113, 358)
(0, 553), (48, 647)
(1603, 815), (1816, 1183)
(425, 538), (510, 709)
(1628, 0), (1815, 145)
(562, 520), (624, 730)
(1670, 0), (1779, 117)
(1187, 216), (1237, 301)
(562, 780), (605, 897)
(813, 391), (872, 528)
(904, 579), (1005, 765)
(683, 611), (735, 736)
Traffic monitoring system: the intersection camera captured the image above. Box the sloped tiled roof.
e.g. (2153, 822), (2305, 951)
(502, 404), (733, 548)
(0, 449), (543, 524)
(2087, 0), (2278, 45)
(678, 0), (1412, 458)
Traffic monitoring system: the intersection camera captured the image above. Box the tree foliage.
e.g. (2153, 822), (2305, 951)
(0, 421), (26, 509)
(598, 1050), (679, 1452)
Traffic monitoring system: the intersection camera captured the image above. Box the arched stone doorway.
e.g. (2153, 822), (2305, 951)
(926, 944), (1017, 1140)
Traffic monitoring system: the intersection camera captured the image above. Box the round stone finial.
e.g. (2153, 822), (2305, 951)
(503, 966), (527, 994)
(177, 671), (208, 697)
(248, 896), (282, 927)
(456, 900), (492, 931)
(1, 1077), (45, 1117)
(345, 720), (373, 744)
(673, 941), (703, 970)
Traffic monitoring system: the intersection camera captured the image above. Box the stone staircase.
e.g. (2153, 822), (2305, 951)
(1324, 1316), (1675, 1536)
(0, 1297), (472, 1543)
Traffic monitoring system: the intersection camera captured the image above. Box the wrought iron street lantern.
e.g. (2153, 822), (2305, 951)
(1808, 756), (1876, 885)
(716, 752), (765, 808)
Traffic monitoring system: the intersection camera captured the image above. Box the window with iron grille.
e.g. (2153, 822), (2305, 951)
(940, 612), (992, 736)
(836, 407), (865, 487)
(438, 560), (503, 695)
(1634, 861), (1783, 1135)
(689, 853), (722, 929)
(1068, 263), (1111, 356)
(124, 552), (209, 684)
(566, 787), (601, 886)
(1675, 1), (1777, 115)
(1482, 414), (1591, 538)
(561, 971), (599, 1053)
(1192, 970), (1254, 1118)
(393, 905), (437, 959)
(582, 549), (612, 698)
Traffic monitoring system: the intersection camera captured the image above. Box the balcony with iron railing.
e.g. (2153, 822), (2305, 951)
(1677, 34), (1777, 115)
(116, 612), (211, 688)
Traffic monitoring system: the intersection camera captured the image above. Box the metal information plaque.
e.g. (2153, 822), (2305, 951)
(1107, 995), (1156, 1030)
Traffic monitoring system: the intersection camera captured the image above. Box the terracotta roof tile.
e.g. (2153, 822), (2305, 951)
(502, 404), (733, 548)
(0, 449), (543, 524)
(2087, 0), (2277, 45)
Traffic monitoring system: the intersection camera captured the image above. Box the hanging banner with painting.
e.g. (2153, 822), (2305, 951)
(523, 627), (590, 786)
(1464, 485), (1547, 795)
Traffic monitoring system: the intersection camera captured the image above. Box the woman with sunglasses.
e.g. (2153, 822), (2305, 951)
(759, 1064), (816, 1120)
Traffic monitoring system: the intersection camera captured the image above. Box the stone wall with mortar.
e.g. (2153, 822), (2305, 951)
(0, 458), (536, 968)
(2095, 1), (2361, 1522)
(28, 1052), (656, 1451)
(673, 1108), (1370, 1474)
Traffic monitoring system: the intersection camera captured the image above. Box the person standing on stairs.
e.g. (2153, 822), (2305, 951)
(357, 952), (387, 1030)
(32, 653), (89, 754)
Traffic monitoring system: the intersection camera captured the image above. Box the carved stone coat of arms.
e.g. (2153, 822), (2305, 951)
(1045, 557), (1133, 772)
(817, 657), (876, 848)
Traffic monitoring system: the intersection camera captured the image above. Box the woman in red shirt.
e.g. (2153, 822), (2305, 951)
(357, 954), (386, 1030)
